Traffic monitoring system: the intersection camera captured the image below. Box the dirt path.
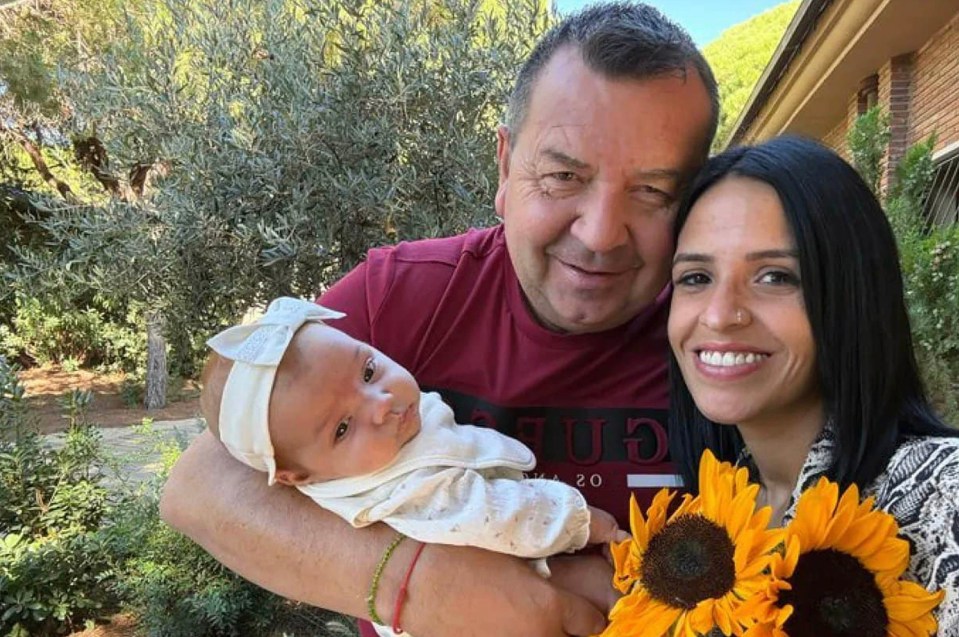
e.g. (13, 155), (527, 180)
(18, 365), (201, 434)
(68, 615), (139, 637)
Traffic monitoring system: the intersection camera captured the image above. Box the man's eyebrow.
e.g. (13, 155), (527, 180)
(631, 167), (684, 182)
(540, 147), (590, 170)
(539, 147), (687, 182)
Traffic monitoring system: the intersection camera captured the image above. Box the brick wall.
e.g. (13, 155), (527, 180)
(821, 117), (848, 156)
(878, 55), (914, 193)
(821, 93), (857, 159)
(909, 14), (959, 154)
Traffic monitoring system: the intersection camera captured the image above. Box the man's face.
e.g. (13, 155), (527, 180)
(496, 47), (713, 334)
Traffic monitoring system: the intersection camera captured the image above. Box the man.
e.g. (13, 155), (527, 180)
(160, 3), (718, 636)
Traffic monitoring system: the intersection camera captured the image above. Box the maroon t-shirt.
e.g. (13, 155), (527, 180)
(319, 225), (674, 636)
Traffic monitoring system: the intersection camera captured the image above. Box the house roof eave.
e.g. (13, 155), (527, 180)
(726, 0), (833, 149)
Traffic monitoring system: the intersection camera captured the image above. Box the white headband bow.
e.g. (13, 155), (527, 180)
(206, 297), (345, 484)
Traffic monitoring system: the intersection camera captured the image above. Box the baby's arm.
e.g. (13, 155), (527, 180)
(317, 467), (601, 558)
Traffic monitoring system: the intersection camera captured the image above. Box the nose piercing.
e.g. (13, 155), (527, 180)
(735, 308), (746, 325)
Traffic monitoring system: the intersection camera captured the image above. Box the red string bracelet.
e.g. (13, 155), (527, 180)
(392, 541), (427, 634)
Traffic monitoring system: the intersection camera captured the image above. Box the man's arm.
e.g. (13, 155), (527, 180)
(160, 432), (607, 636)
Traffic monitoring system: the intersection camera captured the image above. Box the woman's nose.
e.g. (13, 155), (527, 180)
(699, 289), (751, 331)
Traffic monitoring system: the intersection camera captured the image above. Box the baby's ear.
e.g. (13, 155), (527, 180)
(273, 469), (312, 487)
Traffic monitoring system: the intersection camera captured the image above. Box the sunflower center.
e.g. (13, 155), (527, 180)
(639, 514), (736, 609)
(778, 548), (889, 637)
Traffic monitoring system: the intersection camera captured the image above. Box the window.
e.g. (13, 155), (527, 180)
(858, 74), (879, 115)
(924, 146), (959, 227)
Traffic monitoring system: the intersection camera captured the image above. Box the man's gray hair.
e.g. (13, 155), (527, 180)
(505, 2), (719, 149)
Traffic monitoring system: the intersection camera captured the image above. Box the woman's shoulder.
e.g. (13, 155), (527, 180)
(887, 434), (959, 484)
(866, 434), (959, 533)
(874, 434), (959, 628)
(873, 434), (959, 503)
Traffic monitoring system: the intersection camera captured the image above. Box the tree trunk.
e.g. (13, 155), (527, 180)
(144, 308), (168, 409)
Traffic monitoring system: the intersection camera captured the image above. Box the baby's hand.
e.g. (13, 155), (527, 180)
(587, 505), (630, 545)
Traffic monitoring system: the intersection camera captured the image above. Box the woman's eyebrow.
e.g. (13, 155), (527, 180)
(672, 249), (799, 266)
(673, 252), (712, 265)
(745, 249), (799, 261)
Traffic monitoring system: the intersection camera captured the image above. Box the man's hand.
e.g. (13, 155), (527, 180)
(399, 543), (608, 637)
(161, 433), (608, 637)
(548, 552), (621, 615)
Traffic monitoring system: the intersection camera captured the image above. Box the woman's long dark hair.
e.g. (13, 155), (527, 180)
(669, 136), (955, 493)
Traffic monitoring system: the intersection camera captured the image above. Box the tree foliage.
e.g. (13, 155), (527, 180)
(0, 0), (145, 198)
(6, 0), (551, 397)
(1, 0), (153, 377)
(702, 0), (799, 151)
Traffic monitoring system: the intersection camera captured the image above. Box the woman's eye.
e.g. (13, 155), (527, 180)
(675, 272), (710, 287)
(759, 270), (799, 286)
(335, 420), (350, 441)
(363, 358), (376, 383)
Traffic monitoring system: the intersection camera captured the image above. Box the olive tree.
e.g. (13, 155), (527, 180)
(17, 0), (551, 405)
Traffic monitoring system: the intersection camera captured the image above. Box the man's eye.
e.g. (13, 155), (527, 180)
(363, 358), (376, 383)
(547, 172), (577, 182)
(335, 420), (350, 441)
(633, 185), (672, 204)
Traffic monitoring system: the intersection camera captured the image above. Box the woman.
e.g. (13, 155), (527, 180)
(667, 136), (958, 632)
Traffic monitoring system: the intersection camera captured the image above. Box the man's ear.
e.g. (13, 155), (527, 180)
(273, 469), (312, 487)
(494, 125), (511, 220)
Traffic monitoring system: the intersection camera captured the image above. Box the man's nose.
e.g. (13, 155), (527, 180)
(570, 189), (629, 253)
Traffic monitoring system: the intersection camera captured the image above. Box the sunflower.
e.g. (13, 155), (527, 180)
(604, 450), (785, 637)
(741, 477), (944, 637)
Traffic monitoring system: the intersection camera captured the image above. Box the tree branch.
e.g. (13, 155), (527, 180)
(74, 136), (124, 197)
(4, 124), (78, 203)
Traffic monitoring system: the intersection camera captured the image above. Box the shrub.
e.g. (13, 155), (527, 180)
(103, 428), (348, 637)
(848, 113), (959, 423)
(0, 360), (118, 636)
(0, 294), (145, 372)
(113, 519), (285, 637)
(0, 531), (117, 636)
(901, 230), (959, 421)
(2, 359), (339, 636)
(847, 105), (890, 196)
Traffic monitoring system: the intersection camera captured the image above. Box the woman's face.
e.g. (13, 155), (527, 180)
(668, 176), (821, 428)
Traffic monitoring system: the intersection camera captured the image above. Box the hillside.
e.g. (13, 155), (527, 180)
(703, 1), (799, 150)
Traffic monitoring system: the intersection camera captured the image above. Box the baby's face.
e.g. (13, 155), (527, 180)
(268, 323), (422, 483)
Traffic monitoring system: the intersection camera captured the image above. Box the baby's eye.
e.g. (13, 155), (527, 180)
(334, 420), (350, 441)
(362, 358), (376, 383)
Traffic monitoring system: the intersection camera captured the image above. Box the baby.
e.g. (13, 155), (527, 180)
(202, 297), (621, 635)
